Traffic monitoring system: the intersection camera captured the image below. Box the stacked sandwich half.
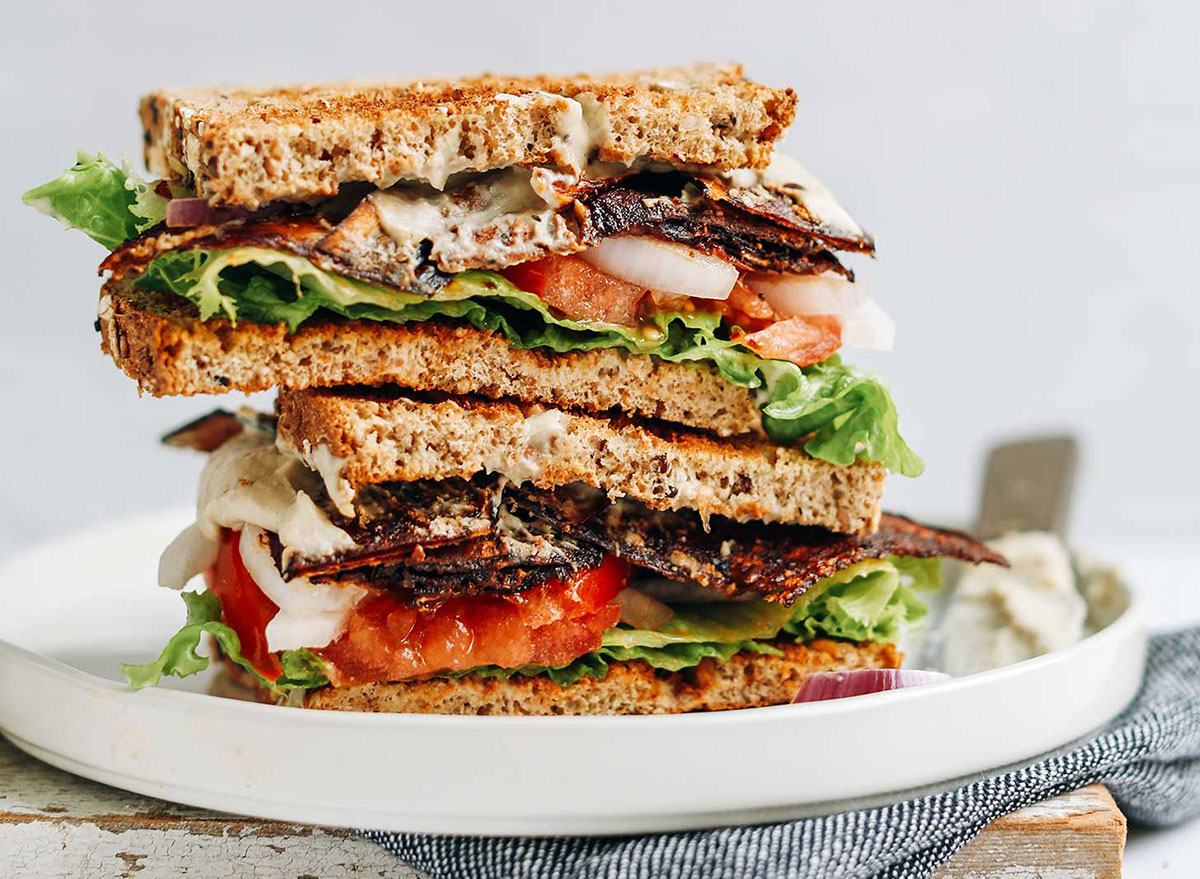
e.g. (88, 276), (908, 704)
(26, 64), (1002, 714)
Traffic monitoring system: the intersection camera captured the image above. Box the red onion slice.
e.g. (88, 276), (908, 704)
(165, 198), (255, 228)
(791, 669), (950, 703)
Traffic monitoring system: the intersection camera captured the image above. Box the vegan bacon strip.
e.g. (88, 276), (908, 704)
(514, 485), (1005, 605)
(299, 479), (1005, 607)
(99, 169), (872, 300)
(162, 413), (1002, 610)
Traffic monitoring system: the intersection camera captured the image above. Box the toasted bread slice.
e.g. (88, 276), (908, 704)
(98, 282), (762, 437)
(217, 639), (900, 715)
(275, 386), (885, 533)
(141, 64), (797, 208)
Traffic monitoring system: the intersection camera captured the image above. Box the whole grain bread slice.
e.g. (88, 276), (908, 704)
(141, 63), (797, 208)
(274, 386), (885, 533)
(99, 282), (762, 437)
(215, 639), (899, 715)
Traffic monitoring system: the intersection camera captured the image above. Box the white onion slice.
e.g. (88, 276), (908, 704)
(157, 523), (219, 590)
(581, 236), (738, 300)
(748, 274), (895, 351)
(265, 612), (353, 657)
(238, 526), (366, 652)
(614, 588), (675, 630)
(791, 669), (949, 703)
(750, 273), (865, 318)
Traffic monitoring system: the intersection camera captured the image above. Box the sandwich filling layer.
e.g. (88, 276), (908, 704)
(26, 153), (922, 475)
(125, 417), (1001, 697)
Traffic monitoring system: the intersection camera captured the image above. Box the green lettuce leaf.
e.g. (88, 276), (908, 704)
(22, 152), (170, 250)
(139, 249), (922, 474)
(783, 557), (940, 643)
(463, 558), (937, 689)
(128, 557), (938, 693)
(121, 590), (329, 693)
(759, 357), (925, 475)
(601, 600), (794, 649)
(463, 640), (784, 689)
(25, 155), (922, 475)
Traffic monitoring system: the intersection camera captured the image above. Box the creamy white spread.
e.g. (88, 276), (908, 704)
(482, 408), (570, 484)
(722, 153), (866, 241)
(494, 91), (597, 173)
(158, 427), (356, 592)
(276, 491), (354, 566)
(194, 429), (356, 555)
(368, 167), (583, 272)
(366, 91), (602, 192)
(563, 94), (608, 171)
(275, 436), (356, 519)
(529, 166), (580, 208)
(408, 121), (475, 191)
(368, 135), (866, 274)
(939, 532), (1087, 677)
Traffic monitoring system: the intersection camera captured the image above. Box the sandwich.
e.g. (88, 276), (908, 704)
(25, 64), (1004, 715)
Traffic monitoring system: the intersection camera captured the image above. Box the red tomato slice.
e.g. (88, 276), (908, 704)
(204, 528), (631, 688)
(318, 555), (630, 687)
(724, 280), (778, 324)
(503, 256), (648, 326)
(205, 529), (282, 681)
(736, 314), (842, 367)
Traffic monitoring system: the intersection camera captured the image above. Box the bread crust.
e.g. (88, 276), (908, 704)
(141, 64), (797, 208)
(98, 282), (762, 437)
(220, 639), (900, 715)
(274, 386), (885, 533)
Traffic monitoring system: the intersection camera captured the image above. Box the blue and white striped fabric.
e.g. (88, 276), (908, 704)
(366, 627), (1200, 879)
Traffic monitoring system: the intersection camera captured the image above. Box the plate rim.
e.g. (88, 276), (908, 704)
(0, 509), (1149, 835)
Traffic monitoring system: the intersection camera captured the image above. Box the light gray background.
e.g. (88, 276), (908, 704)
(3, 1), (1197, 551)
(1, 1), (1198, 868)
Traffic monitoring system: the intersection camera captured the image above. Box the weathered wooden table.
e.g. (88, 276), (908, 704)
(0, 736), (1125, 878)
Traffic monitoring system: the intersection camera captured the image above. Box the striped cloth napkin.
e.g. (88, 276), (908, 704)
(366, 627), (1200, 879)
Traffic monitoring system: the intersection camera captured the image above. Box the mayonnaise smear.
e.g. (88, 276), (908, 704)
(939, 532), (1087, 677)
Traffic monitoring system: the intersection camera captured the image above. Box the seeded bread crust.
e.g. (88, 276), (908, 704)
(275, 387), (885, 533)
(98, 282), (762, 437)
(141, 64), (797, 208)
(217, 639), (900, 715)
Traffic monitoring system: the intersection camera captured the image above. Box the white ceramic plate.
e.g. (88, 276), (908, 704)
(0, 510), (1146, 835)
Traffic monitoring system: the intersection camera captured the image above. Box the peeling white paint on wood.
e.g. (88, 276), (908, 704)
(0, 822), (418, 878)
(934, 786), (1126, 879)
(1, 736), (1124, 879)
